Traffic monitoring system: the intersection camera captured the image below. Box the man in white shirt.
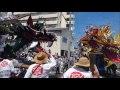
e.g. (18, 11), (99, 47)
(56, 57), (61, 74)
(63, 58), (69, 72)
(24, 51), (56, 78)
(60, 57), (64, 73)
(62, 57), (100, 78)
(0, 59), (15, 78)
(11, 58), (30, 78)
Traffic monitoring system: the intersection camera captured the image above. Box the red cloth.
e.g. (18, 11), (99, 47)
(27, 14), (33, 28)
(36, 47), (43, 52)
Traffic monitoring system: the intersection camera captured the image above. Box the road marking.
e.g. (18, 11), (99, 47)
(116, 70), (120, 73)
(116, 70), (120, 76)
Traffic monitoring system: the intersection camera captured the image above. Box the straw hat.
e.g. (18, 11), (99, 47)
(34, 52), (48, 64)
(74, 57), (90, 67)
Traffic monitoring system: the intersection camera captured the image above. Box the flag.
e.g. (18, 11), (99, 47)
(27, 14), (33, 28)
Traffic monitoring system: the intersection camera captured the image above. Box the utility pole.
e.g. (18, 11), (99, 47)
(68, 12), (72, 59)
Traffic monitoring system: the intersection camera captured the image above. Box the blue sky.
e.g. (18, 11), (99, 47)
(73, 12), (120, 47)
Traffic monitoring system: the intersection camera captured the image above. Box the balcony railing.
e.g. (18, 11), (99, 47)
(67, 21), (74, 24)
(66, 14), (75, 18)
(18, 13), (58, 20)
(45, 21), (58, 25)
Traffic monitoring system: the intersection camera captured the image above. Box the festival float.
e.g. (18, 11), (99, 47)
(78, 25), (120, 63)
(0, 12), (57, 59)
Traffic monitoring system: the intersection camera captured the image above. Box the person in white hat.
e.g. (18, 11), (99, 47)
(24, 51), (56, 78)
(61, 57), (99, 78)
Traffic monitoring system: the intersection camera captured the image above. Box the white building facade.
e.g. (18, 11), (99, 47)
(14, 12), (75, 57)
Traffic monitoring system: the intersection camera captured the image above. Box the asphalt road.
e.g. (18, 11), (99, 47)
(49, 72), (63, 78)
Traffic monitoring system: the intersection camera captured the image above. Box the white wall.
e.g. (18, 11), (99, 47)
(61, 29), (69, 51)
(60, 12), (67, 28)
(61, 30), (74, 57)
(40, 29), (74, 56)
(40, 30), (62, 56)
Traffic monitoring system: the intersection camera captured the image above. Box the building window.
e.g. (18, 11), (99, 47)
(38, 17), (57, 21)
(61, 50), (64, 56)
(67, 12), (70, 15)
(61, 50), (68, 56)
(46, 24), (57, 28)
(62, 37), (67, 43)
(66, 18), (69, 21)
(66, 24), (69, 28)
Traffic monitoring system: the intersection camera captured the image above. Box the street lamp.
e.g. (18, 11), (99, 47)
(67, 12), (72, 58)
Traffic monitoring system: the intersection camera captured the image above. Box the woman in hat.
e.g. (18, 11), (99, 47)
(62, 57), (99, 78)
(24, 51), (56, 78)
